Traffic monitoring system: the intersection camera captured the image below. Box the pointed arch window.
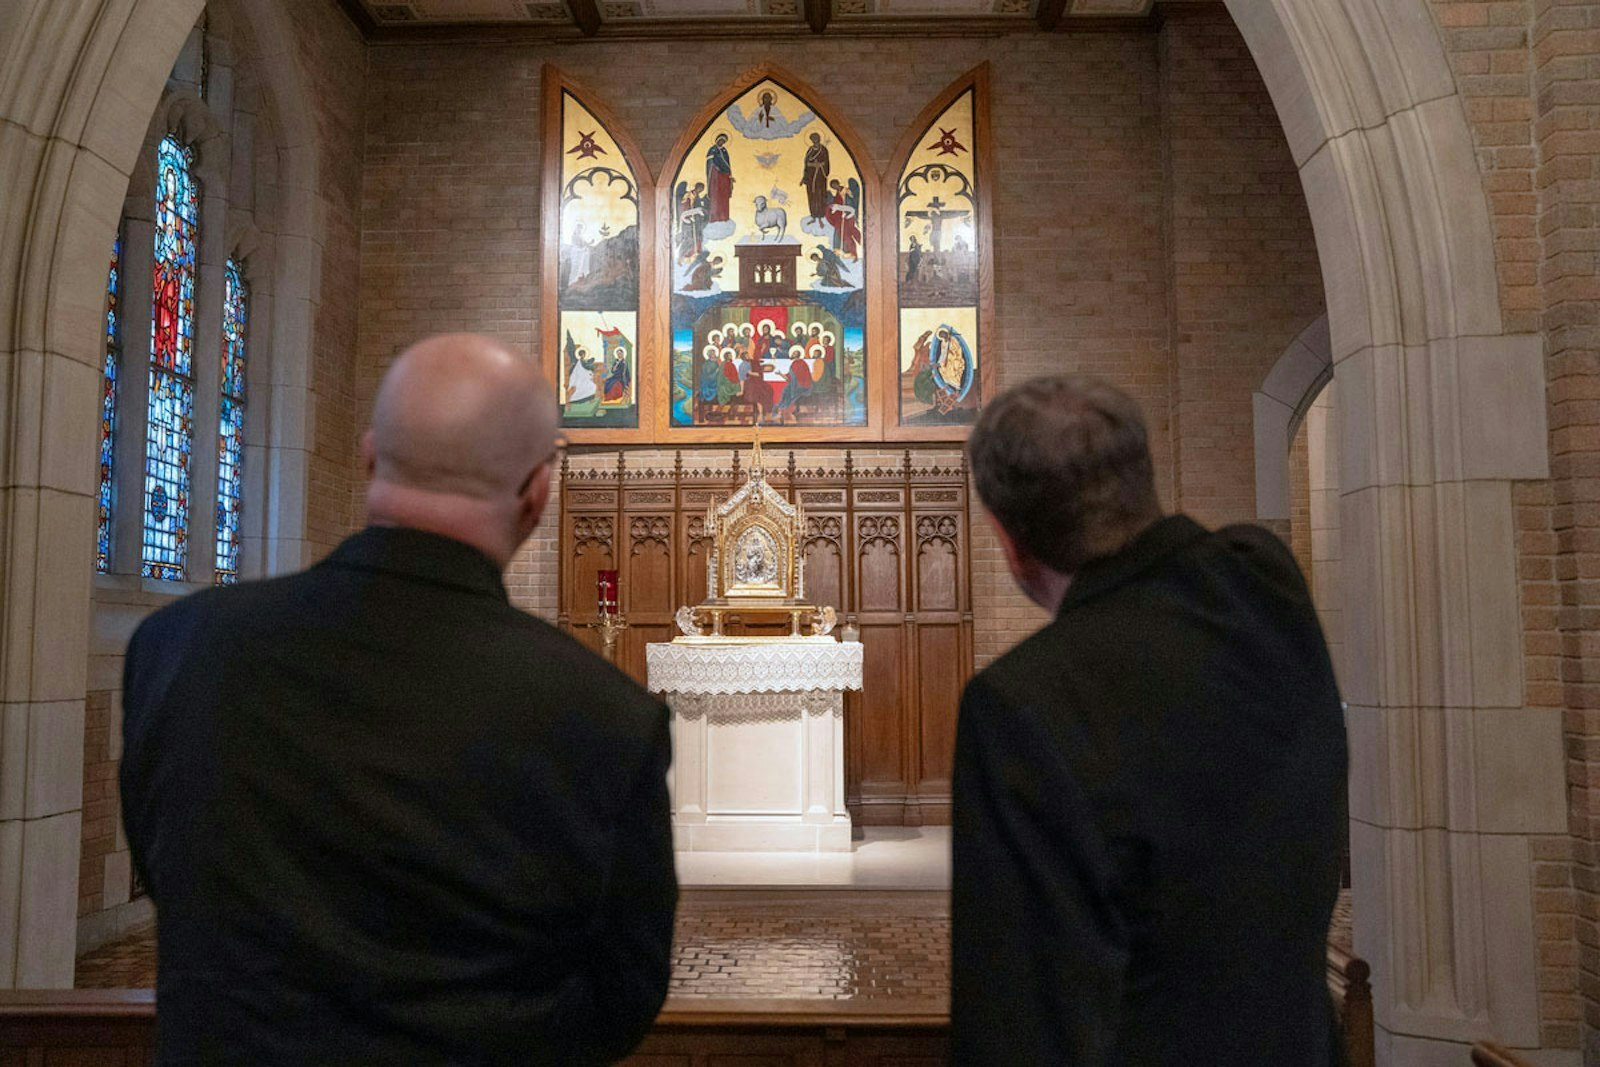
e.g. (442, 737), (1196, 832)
(144, 134), (199, 581)
(215, 258), (246, 584)
(541, 71), (656, 444)
(891, 74), (991, 433)
(663, 75), (871, 431)
(97, 231), (122, 574)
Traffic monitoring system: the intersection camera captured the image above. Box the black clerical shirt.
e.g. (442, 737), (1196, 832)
(951, 515), (1347, 1065)
(121, 526), (677, 1065)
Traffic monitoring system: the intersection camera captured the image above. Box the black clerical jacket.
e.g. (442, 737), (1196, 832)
(951, 515), (1347, 1065)
(121, 526), (677, 1066)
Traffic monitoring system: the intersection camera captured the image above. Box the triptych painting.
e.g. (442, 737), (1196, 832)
(541, 64), (992, 444)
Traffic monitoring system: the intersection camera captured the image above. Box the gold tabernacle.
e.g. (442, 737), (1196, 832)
(673, 428), (837, 641)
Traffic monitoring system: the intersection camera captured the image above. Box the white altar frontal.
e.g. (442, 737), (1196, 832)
(647, 639), (863, 852)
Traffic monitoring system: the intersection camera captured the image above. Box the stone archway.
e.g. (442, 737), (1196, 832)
(0, 4), (1570, 1062)
(0, 0), (324, 988)
(1227, 2), (1560, 1061)
(1254, 311), (1331, 525)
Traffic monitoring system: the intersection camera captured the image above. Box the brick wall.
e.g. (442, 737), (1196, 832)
(1287, 410), (1313, 583)
(1430, 0), (1595, 1051)
(359, 16), (1324, 666)
(295, 0), (367, 554)
(74, 0), (368, 949)
(1533, 0), (1600, 1055)
(1160, 5), (1326, 531)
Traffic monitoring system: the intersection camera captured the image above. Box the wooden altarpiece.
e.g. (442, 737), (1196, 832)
(557, 449), (974, 826)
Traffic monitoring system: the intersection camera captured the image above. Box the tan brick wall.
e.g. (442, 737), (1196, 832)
(295, 0), (367, 555)
(1430, 0), (1595, 1050)
(76, 691), (117, 918)
(1160, 5), (1326, 531)
(75, 0), (368, 942)
(1287, 411), (1313, 584)
(1532, 0), (1599, 1054)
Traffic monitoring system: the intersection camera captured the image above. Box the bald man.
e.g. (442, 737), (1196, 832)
(120, 334), (677, 1066)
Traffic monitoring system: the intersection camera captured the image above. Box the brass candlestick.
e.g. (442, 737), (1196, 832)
(593, 610), (628, 663)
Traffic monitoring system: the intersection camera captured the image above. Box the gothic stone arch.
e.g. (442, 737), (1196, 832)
(1228, 1), (1557, 1060)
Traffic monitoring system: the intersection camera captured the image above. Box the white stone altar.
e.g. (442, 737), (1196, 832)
(647, 639), (863, 852)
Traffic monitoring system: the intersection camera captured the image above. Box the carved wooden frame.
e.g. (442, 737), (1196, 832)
(881, 63), (995, 442)
(653, 64), (885, 444)
(540, 65), (658, 444)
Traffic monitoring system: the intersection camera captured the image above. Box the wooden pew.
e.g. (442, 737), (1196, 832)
(3, 944), (1371, 1066)
(1, 991), (947, 1067)
(1472, 1042), (1537, 1067)
(1329, 942), (1374, 1067)
(0, 989), (156, 1066)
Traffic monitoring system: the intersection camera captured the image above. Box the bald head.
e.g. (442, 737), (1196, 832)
(364, 334), (558, 567)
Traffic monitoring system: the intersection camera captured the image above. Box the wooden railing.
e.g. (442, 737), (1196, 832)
(0, 989), (155, 1065)
(2, 944), (1373, 1066)
(1329, 941), (1374, 1067)
(0, 991), (946, 1067)
(1471, 1042), (1537, 1067)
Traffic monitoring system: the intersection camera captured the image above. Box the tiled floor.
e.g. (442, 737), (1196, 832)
(75, 889), (950, 1005)
(74, 825), (1352, 1008)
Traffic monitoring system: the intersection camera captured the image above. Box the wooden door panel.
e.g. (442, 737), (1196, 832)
(914, 516), (960, 613)
(569, 515), (616, 623)
(915, 624), (963, 794)
(803, 513), (845, 611)
(857, 516), (903, 614)
(627, 517), (674, 615)
(858, 624), (906, 789)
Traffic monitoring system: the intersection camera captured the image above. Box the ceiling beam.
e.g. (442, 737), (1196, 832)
(1035, 0), (1067, 30)
(569, 0), (603, 36)
(804, 0), (831, 34)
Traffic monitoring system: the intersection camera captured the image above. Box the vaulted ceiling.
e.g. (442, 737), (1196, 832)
(337, 0), (1164, 39)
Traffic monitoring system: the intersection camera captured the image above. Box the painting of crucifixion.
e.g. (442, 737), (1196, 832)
(896, 85), (983, 428)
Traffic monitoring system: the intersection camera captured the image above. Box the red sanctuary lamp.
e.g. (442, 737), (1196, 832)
(592, 569), (626, 662)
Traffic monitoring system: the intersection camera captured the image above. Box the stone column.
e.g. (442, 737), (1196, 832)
(1228, 1), (1565, 1061)
(0, 0), (204, 988)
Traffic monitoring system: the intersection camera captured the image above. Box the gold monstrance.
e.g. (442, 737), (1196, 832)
(673, 427), (837, 642)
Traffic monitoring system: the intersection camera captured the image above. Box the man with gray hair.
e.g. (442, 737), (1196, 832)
(122, 334), (676, 1065)
(952, 374), (1347, 1065)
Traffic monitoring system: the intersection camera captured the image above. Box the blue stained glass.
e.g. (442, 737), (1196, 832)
(215, 259), (246, 585)
(97, 233), (121, 573)
(145, 136), (198, 580)
(143, 369), (192, 580)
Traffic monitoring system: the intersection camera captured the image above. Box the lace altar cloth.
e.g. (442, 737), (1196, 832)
(646, 640), (864, 696)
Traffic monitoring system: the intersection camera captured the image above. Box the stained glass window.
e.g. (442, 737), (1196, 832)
(215, 259), (246, 585)
(144, 135), (198, 581)
(97, 232), (121, 573)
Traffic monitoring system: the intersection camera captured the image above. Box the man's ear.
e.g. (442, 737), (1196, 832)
(988, 514), (1036, 583)
(518, 462), (554, 534)
(360, 431), (376, 478)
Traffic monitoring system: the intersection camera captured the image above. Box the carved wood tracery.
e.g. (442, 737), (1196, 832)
(557, 448), (973, 825)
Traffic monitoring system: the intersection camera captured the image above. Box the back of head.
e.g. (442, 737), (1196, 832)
(366, 333), (558, 563)
(967, 374), (1161, 574)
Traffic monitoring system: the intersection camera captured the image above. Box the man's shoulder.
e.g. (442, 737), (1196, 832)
(966, 617), (1081, 713)
(499, 608), (662, 710)
(131, 571), (300, 646)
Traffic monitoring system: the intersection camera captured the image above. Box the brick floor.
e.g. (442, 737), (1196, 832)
(76, 889), (951, 1004)
(76, 887), (1353, 1003)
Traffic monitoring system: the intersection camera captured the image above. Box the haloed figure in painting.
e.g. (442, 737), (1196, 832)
(706, 132), (734, 224)
(802, 131), (830, 222)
